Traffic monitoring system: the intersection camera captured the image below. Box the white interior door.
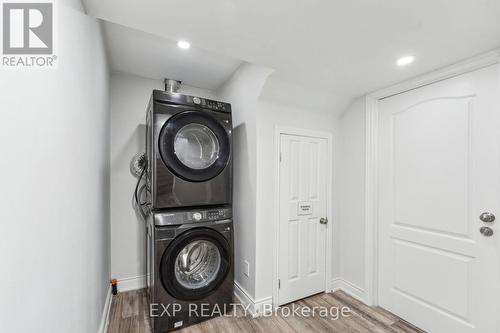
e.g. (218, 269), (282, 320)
(378, 65), (500, 333)
(278, 134), (328, 305)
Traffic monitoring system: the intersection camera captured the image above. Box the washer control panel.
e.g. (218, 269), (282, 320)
(207, 209), (228, 220)
(154, 207), (232, 226)
(188, 209), (231, 222)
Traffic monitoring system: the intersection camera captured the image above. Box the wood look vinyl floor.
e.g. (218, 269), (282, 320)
(107, 289), (426, 333)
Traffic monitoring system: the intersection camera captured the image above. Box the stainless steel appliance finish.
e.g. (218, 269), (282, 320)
(146, 90), (233, 210)
(147, 210), (234, 332)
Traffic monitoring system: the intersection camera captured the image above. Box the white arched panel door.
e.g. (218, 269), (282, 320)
(378, 65), (500, 333)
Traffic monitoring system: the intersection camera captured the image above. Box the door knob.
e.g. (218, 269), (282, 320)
(479, 212), (495, 223)
(480, 226), (494, 237)
(320, 217), (328, 225)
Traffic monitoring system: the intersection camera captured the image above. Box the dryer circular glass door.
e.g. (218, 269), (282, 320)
(160, 228), (231, 301)
(159, 110), (230, 182)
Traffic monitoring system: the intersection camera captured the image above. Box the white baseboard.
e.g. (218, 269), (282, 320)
(233, 278), (366, 318)
(98, 286), (112, 333)
(330, 278), (366, 303)
(117, 275), (147, 292)
(233, 281), (272, 317)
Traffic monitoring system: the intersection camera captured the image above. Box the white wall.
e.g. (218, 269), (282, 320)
(216, 66), (344, 303)
(254, 100), (342, 300)
(0, 1), (110, 332)
(109, 72), (216, 287)
(338, 98), (366, 290)
(216, 63), (273, 298)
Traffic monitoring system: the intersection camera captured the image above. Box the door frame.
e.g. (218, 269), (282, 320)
(272, 126), (334, 307)
(364, 49), (500, 306)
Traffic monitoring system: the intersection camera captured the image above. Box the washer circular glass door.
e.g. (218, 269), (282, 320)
(160, 228), (231, 301)
(174, 239), (221, 289)
(159, 110), (230, 182)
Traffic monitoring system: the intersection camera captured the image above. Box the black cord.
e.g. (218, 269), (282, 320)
(134, 167), (148, 220)
(138, 183), (148, 205)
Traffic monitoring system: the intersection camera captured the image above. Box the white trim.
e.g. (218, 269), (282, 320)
(233, 281), (273, 317)
(364, 49), (500, 306)
(273, 126), (334, 307)
(97, 286), (112, 333)
(368, 49), (500, 100)
(364, 96), (379, 306)
(117, 275), (147, 292)
(330, 278), (366, 303)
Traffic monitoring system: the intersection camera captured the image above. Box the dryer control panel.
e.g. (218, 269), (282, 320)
(154, 207), (232, 226)
(153, 90), (232, 113)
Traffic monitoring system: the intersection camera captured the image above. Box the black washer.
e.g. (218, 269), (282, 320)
(160, 228), (231, 301)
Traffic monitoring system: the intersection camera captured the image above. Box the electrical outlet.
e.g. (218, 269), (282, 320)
(243, 260), (250, 277)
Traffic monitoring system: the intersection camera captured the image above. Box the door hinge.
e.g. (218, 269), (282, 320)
(278, 279), (281, 289)
(279, 152), (282, 162)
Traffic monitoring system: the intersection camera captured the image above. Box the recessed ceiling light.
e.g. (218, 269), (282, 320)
(396, 55), (415, 67)
(177, 40), (190, 50)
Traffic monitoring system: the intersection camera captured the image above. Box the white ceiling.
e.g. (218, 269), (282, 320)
(102, 21), (242, 90)
(86, 0), (500, 112)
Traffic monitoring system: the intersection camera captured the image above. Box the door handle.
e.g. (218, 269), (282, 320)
(479, 212), (495, 223)
(320, 217), (328, 225)
(480, 226), (494, 237)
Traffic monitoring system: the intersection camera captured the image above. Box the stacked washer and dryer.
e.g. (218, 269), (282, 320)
(144, 82), (234, 332)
